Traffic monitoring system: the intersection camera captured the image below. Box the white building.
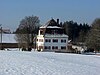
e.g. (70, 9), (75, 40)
(36, 19), (68, 52)
(0, 28), (11, 34)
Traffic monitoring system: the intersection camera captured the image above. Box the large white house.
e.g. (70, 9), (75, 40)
(36, 19), (68, 52)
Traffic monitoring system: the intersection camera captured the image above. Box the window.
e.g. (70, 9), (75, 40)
(52, 46), (58, 49)
(61, 39), (66, 43)
(45, 46), (51, 49)
(61, 46), (66, 49)
(39, 46), (43, 49)
(40, 30), (43, 35)
(45, 39), (51, 42)
(39, 39), (43, 42)
(53, 39), (58, 43)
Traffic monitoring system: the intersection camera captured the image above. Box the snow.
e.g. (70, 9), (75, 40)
(47, 26), (61, 28)
(40, 25), (61, 29)
(0, 50), (100, 75)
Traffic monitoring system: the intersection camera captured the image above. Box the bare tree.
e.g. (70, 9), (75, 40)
(15, 34), (27, 50)
(15, 15), (40, 50)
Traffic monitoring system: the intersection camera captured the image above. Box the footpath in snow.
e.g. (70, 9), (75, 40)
(0, 50), (100, 75)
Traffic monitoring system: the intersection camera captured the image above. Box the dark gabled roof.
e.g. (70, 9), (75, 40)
(39, 19), (65, 35)
(45, 19), (57, 26)
(40, 19), (61, 28)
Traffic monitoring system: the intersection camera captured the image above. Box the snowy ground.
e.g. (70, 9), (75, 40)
(0, 50), (100, 75)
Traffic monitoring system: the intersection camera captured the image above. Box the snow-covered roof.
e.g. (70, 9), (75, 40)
(40, 25), (47, 28)
(1, 34), (17, 43)
(0, 28), (11, 34)
(47, 26), (61, 28)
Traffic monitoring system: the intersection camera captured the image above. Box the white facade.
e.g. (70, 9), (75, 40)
(37, 30), (68, 52)
(44, 37), (68, 52)
(36, 35), (44, 51)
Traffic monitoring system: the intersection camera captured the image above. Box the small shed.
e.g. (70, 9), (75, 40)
(0, 34), (18, 49)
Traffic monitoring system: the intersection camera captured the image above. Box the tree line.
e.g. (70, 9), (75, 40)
(14, 15), (100, 52)
(63, 21), (91, 43)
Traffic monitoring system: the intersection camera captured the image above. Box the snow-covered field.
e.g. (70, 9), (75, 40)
(0, 50), (100, 75)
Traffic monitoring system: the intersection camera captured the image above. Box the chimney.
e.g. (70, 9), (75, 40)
(57, 19), (59, 25)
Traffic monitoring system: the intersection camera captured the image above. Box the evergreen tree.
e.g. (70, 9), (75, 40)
(86, 18), (100, 52)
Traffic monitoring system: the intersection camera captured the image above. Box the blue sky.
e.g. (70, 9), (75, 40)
(0, 0), (100, 31)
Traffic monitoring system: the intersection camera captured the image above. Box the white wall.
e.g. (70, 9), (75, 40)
(37, 33), (68, 52)
(36, 35), (44, 47)
(44, 37), (68, 51)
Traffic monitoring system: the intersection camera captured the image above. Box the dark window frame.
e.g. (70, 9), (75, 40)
(45, 39), (51, 42)
(52, 39), (58, 43)
(61, 39), (66, 43)
(61, 46), (66, 49)
(45, 46), (51, 49)
(52, 46), (58, 49)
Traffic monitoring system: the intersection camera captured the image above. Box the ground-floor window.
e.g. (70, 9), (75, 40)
(39, 46), (43, 49)
(61, 46), (66, 49)
(52, 46), (58, 49)
(44, 46), (51, 49)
